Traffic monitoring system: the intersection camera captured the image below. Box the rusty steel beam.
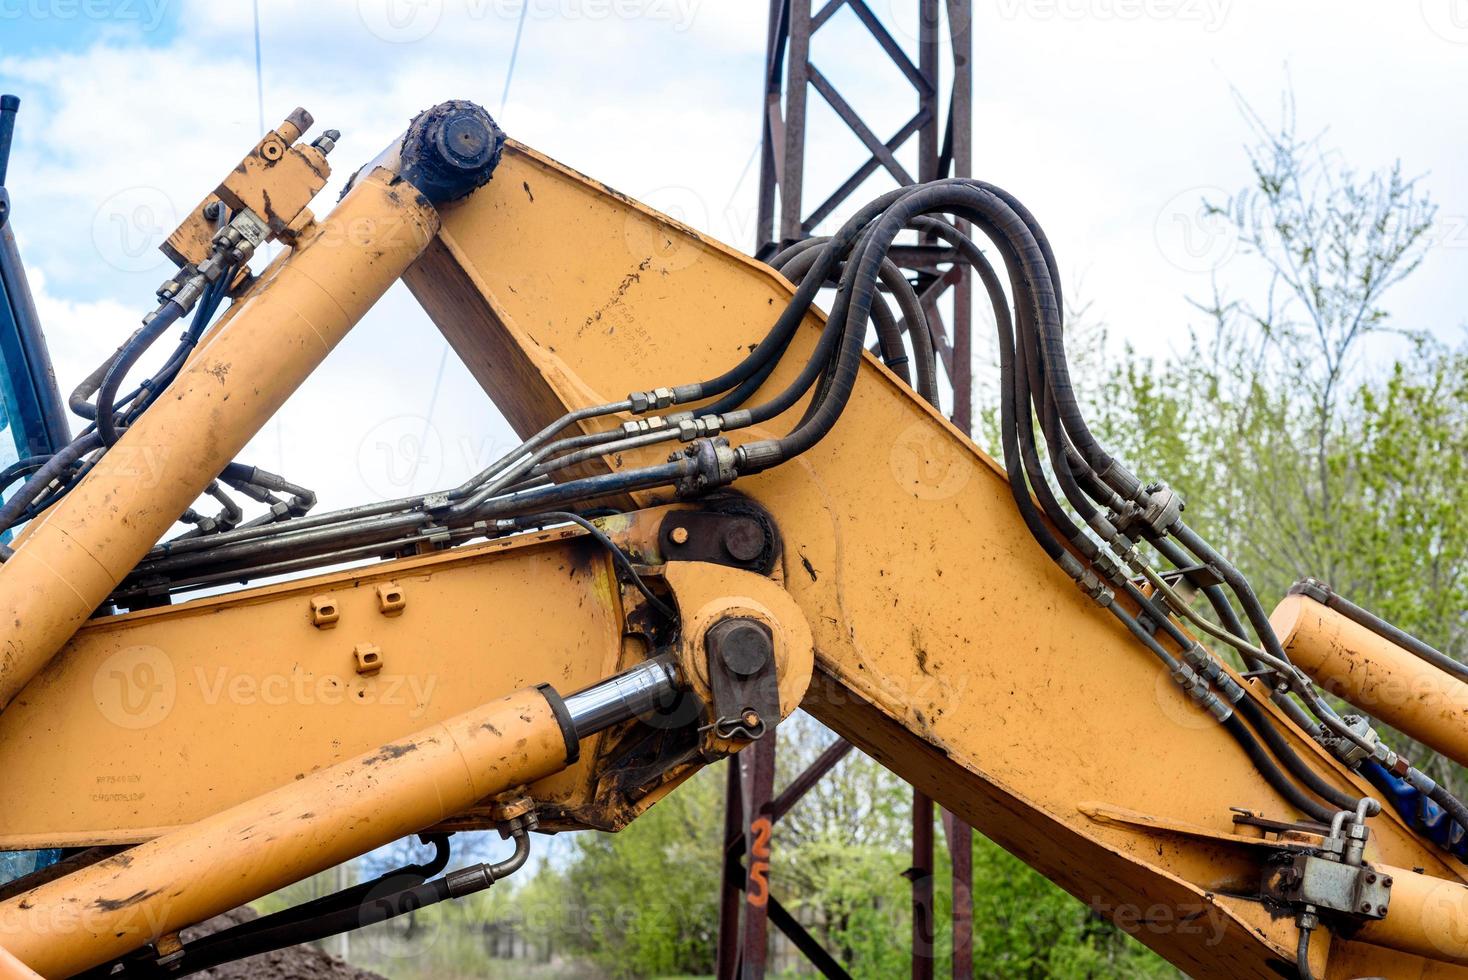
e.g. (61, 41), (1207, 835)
(717, 757), (746, 980)
(749, 6), (974, 977)
(911, 791), (936, 980)
(771, 736), (854, 823)
(943, 809), (974, 979)
(739, 736), (778, 978)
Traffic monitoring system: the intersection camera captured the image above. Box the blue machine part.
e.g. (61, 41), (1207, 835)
(1360, 759), (1468, 862)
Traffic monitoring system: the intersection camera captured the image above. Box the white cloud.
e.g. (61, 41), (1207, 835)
(0, 0), (1463, 524)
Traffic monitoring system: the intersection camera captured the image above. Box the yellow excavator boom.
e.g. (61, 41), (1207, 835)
(0, 101), (1462, 979)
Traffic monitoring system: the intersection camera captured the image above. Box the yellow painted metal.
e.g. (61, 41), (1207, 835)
(0, 504), (814, 846)
(0, 526), (624, 848)
(663, 560), (813, 756)
(1353, 865), (1468, 967)
(403, 140), (1468, 978)
(0, 167), (439, 714)
(0, 685), (571, 976)
(0, 945), (41, 980)
(1273, 594), (1468, 770)
(161, 107), (330, 268)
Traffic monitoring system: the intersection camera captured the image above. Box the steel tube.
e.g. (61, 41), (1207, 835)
(564, 657), (679, 737)
(0, 170), (437, 711)
(1352, 865), (1468, 966)
(0, 685), (574, 975)
(1272, 595), (1468, 770)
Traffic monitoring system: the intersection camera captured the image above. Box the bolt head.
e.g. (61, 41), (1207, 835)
(438, 113), (492, 168)
(708, 618), (773, 678)
(722, 519), (765, 562)
(669, 526), (690, 545)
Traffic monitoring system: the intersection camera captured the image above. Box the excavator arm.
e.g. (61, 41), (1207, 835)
(0, 101), (1463, 979)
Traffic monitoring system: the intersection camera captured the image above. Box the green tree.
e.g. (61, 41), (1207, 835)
(1091, 95), (1466, 790)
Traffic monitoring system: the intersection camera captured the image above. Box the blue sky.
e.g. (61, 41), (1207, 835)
(0, 0), (1464, 516)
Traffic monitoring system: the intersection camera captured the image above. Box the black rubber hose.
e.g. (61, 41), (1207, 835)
(757, 183), (1054, 467)
(1296, 923), (1316, 980)
(123, 277), (230, 423)
(129, 834), (530, 980)
(1222, 712), (1336, 823)
(201, 834), (451, 941)
(774, 241), (911, 386)
(0, 431), (100, 533)
(1427, 782), (1468, 830)
(687, 186), (911, 404)
(1232, 693), (1360, 812)
(0, 454), (50, 493)
(516, 511), (674, 619)
(1173, 522), (1301, 673)
(95, 300), (187, 446)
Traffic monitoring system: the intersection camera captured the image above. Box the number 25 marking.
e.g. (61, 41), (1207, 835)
(747, 816), (772, 908)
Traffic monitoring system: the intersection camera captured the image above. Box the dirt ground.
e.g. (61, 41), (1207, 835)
(185, 907), (387, 980)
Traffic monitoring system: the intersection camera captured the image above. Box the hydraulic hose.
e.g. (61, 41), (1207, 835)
(0, 431), (101, 534)
(113, 832), (529, 979)
(94, 300), (187, 446)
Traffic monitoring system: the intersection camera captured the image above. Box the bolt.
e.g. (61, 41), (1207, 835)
(669, 526), (690, 545)
(1360, 902), (1372, 913)
(707, 618), (773, 678)
(1376, 905), (1387, 915)
(722, 519), (765, 562)
(1365, 872), (1377, 884)
(1383, 876), (1393, 887)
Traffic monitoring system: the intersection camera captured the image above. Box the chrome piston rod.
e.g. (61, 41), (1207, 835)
(564, 657), (680, 738)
